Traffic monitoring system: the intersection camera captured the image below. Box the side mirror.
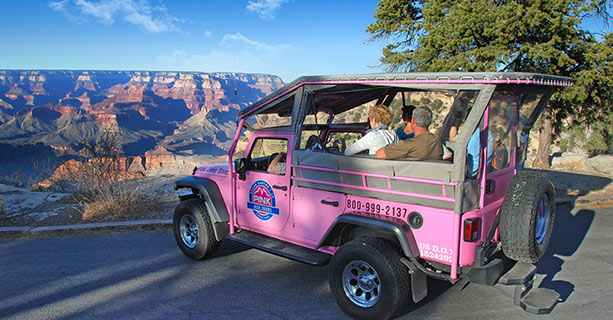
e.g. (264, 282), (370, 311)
(235, 158), (248, 174)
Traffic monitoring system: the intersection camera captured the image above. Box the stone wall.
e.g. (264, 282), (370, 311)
(551, 153), (613, 176)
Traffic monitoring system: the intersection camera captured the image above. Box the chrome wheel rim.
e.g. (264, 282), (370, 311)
(535, 194), (549, 247)
(342, 260), (381, 307)
(179, 214), (199, 248)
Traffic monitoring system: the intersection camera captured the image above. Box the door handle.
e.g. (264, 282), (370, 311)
(273, 185), (287, 191)
(321, 200), (339, 207)
(485, 179), (495, 194)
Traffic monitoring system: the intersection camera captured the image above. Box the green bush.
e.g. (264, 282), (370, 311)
(555, 111), (613, 155)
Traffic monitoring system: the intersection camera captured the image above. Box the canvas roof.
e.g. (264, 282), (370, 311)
(238, 72), (573, 119)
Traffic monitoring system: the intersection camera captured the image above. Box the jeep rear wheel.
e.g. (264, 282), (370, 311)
(173, 199), (220, 260)
(500, 170), (556, 263)
(328, 238), (410, 320)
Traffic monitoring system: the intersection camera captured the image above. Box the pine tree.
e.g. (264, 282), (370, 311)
(368, 0), (613, 165)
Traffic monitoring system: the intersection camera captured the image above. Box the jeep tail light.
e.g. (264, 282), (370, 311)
(464, 219), (480, 242)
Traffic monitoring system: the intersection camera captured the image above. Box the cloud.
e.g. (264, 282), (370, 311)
(48, 0), (182, 33)
(49, 0), (69, 11)
(125, 11), (168, 33)
(74, 0), (116, 22)
(221, 32), (294, 52)
(246, 0), (291, 20)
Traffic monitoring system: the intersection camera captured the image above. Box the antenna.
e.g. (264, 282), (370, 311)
(233, 54), (238, 107)
(233, 54), (239, 128)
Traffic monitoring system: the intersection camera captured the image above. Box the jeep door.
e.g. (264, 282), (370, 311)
(482, 95), (518, 208)
(236, 133), (293, 235)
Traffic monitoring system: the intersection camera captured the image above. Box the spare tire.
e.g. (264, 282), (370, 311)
(499, 170), (555, 263)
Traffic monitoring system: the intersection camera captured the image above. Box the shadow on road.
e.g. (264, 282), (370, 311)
(0, 232), (341, 320)
(396, 277), (454, 317)
(536, 205), (595, 302)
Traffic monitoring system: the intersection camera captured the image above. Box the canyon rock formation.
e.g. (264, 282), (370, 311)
(0, 70), (284, 178)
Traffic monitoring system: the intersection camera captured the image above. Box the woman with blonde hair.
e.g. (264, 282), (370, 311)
(344, 104), (398, 156)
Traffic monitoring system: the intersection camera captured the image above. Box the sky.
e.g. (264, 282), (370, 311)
(0, 1), (610, 83)
(0, 0), (386, 82)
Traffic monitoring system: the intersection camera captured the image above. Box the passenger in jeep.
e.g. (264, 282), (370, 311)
(267, 136), (320, 175)
(375, 106), (442, 160)
(344, 104), (398, 156)
(396, 104), (416, 140)
(448, 113), (494, 176)
(267, 152), (286, 175)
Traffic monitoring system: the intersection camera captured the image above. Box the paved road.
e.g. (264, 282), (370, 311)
(1, 205), (611, 320)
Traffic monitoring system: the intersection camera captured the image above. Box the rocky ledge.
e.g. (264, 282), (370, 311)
(550, 153), (613, 177)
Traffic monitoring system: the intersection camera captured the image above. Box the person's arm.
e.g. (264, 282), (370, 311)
(449, 126), (458, 142)
(267, 153), (285, 174)
(374, 147), (386, 159)
(344, 133), (373, 156)
(377, 140), (411, 160)
(466, 130), (480, 176)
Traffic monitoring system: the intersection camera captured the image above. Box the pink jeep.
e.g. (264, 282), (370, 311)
(172, 72), (572, 320)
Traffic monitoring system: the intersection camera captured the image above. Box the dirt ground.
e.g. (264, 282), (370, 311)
(0, 174), (180, 228)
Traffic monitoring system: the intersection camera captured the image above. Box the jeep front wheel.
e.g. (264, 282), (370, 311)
(173, 199), (220, 260)
(328, 238), (411, 320)
(499, 170), (556, 263)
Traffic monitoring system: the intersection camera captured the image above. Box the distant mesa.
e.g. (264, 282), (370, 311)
(147, 145), (172, 155)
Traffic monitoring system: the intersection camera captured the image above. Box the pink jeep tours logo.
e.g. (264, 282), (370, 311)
(247, 180), (279, 221)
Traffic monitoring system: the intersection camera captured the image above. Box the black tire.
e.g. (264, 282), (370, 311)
(328, 238), (411, 320)
(499, 170), (556, 263)
(173, 199), (220, 260)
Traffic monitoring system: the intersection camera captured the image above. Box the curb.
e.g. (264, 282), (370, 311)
(0, 219), (172, 235)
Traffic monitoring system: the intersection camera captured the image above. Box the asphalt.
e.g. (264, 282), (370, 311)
(1, 206), (612, 319)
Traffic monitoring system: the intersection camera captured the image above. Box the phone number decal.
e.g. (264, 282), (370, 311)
(346, 199), (409, 218)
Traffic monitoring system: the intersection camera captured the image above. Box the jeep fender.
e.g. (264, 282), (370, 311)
(319, 214), (452, 296)
(318, 214), (419, 259)
(174, 176), (230, 240)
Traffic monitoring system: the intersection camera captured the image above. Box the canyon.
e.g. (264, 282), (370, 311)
(0, 70), (284, 180)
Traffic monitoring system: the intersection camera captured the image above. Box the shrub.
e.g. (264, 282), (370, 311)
(66, 129), (161, 220)
(79, 183), (159, 220)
